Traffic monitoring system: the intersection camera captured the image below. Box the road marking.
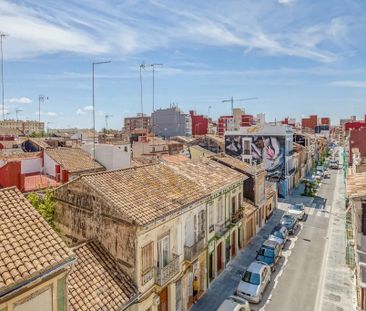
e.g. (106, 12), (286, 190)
(316, 211), (323, 217)
(324, 213), (330, 218)
(308, 208), (315, 216)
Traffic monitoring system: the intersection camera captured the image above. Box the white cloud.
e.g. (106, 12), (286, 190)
(7, 96), (32, 104)
(83, 105), (94, 111)
(47, 112), (57, 116)
(0, 0), (354, 63)
(76, 108), (86, 115)
(330, 80), (366, 88)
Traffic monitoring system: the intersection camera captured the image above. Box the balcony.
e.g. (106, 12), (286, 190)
(184, 236), (205, 262)
(215, 221), (230, 237)
(155, 254), (180, 286)
(231, 208), (244, 224)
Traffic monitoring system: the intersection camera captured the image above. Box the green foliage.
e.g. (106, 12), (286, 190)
(27, 190), (56, 227)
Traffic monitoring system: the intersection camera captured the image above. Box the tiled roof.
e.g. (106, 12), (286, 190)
(69, 241), (138, 311)
(46, 148), (104, 173)
(212, 154), (265, 175)
(28, 138), (52, 149)
(68, 164), (207, 226)
(0, 187), (74, 296)
(189, 145), (216, 157)
(0, 127), (23, 136)
(265, 186), (277, 199)
(347, 172), (366, 199)
(243, 200), (257, 217)
(164, 158), (246, 193)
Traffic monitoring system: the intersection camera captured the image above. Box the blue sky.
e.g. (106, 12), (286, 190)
(1, 0), (366, 129)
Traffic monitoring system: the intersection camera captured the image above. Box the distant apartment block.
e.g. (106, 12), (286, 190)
(190, 110), (209, 135)
(152, 106), (191, 138)
(217, 108), (255, 137)
(0, 119), (45, 133)
(124, 113), (151, 131)
(301, 114), (330, 131)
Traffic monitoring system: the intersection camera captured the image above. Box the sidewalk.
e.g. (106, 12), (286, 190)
(318, 171), (356, 311)
(190, 208), (285, 311)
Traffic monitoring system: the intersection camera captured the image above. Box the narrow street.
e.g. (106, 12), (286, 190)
(191, 166), (355, 311)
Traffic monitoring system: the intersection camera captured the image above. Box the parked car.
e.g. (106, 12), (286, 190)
(268, 225), (289, 248)
(329, 160), (339, 169)
(288, 203), (305, 220)
(255, 239), (282, 271)
(280, 214), (299, 234)
(217, 295), (251, 311)
(236, 261), (271, 303)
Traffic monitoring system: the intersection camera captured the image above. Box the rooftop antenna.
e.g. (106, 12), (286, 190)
(15, 108), (23, 121)
(105, 114), (113, 130)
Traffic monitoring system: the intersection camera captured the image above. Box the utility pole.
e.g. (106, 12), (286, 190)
(221, 97), (258, 115)
(1, 33), (7, 121)
(38, 95), (48, 132)
(92, 61), (111, 163)
(149, 63), (163, 154)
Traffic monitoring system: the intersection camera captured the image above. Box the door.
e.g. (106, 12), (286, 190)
(158, 287), (168, 311)
(231, 231), (236, 257)
(208, 252), (214, 282)
(217, 243), (222, 272)
(225, 237), (230, 264)
(158, 236), (170, 269)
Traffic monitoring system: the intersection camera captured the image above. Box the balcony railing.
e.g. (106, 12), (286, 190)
(155, 254), (180, 286)
(231, 208), (244, 224)
(184, 236), (205, 262)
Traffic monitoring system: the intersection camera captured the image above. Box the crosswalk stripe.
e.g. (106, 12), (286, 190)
(324, 213), (330, 218)
(308, 208), (315, 216)
(316, 211), (323, 217)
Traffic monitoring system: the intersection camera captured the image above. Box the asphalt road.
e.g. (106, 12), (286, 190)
(263, 170), (338, 311)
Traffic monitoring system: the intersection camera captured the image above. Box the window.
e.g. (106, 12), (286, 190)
(141, 242), (154, 273)
(243, 139), (251, 155)
(198, 210), (205, 239)
(208, 202), (214, 228)
(157, 235), (170, 268)
(217, 197), (224, 222)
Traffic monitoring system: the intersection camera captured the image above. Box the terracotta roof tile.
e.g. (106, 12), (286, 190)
(45, 147), (104, 173)
(56, 164), (208, 226)
(347, 172), (366, 199)
(0, 187), (74, 296)
(69, 241), (138, 311)
(164, 158), (245, 193)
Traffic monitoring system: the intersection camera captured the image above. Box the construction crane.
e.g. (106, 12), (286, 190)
(222, 97), (258, 114)
(15, 108), (23, 121)
(105, 114), (113, 130)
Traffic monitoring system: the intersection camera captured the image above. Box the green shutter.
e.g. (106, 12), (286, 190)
(57, 277), (66, 311)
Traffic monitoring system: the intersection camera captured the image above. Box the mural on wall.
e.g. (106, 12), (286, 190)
(225, 135), (286, 179)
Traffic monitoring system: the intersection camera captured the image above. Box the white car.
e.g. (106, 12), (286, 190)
(217, 295), (251, 311)
(236, 261), (271, 303)
(288, 203), (305, 220)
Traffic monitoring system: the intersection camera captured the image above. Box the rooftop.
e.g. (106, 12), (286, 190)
(45, 147), (104, 173)
(24, 175), (60, 192)
(212, 154), (265, 175)
(347, 172), (366, 199)
(56, 163), (207, 226)
(69, 241), (138, 311)
(0, 187), (74, 296)
(165, 158), (245, 193)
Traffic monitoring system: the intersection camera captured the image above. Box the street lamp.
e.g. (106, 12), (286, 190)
(92, 60), (111, 161)
(0, 32), (7, 121)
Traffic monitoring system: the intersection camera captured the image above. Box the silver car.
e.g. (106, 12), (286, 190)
(288, 203), (305, 220)
(236, 261), (271, 303)
(217, 295), (250, 311)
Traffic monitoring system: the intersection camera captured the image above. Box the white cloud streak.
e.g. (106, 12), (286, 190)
(330, 80), (366, 88)
(0, 0), (354, 63)
(7, 97), (32, 104)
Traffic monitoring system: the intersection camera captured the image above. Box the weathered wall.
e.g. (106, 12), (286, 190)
(54, 180), (137, 277)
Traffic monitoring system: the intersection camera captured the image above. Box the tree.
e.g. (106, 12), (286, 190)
(28, 190), (56, 228)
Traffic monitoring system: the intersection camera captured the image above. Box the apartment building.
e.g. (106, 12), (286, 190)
(225, 123), (295, 197)
(0, 120), (45, 133)
(53, 160), (249, 311)
(124, 113), (151, 131)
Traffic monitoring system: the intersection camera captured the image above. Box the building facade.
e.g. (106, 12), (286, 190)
(0, 120), (45, 133)
(124, 114), (151, 131)
(225, 124), (295, 197)
(152, 107), (191, 138)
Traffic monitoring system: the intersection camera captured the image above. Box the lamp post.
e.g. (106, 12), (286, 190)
(92, 61), (111, 162)
(149, 63), (163, 151)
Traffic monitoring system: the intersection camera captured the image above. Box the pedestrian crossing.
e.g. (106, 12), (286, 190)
(304, 206), (330, 218)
